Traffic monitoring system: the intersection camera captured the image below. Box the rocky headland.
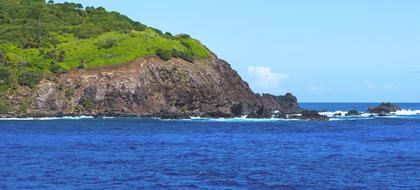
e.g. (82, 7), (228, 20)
(1, 54), (307, 119)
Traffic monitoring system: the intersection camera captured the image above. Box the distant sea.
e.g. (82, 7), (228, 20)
(1, 103), (419, 189)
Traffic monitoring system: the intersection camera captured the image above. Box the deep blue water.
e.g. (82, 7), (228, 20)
(1, 103), (420, 189)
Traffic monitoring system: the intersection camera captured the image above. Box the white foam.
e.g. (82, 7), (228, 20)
(0, 116), (94, 121)
(319, 111), (347, 117)
(190, 117), (289, 122)
(392, 109), (420, 116)
(360, 113), (373, 117)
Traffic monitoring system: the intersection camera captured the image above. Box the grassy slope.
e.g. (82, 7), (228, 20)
(1, 30), (210, 70)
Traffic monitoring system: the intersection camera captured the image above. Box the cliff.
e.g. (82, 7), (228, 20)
(2, 55), (300, 118)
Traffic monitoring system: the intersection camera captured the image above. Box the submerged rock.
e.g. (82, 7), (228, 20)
(368, 103), (401, 115)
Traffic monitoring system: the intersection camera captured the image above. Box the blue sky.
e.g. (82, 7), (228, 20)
(56, 0), (420, 102)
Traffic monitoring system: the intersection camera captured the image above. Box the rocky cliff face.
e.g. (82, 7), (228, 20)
(3, 55), (300, 118)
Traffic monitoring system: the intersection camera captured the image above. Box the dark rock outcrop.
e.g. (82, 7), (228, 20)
(368, 103), (401, 115)
(345, 110), (361, 116)
(300, 110), (329, 121)
(285, 110), (329, 121)
(246, 106), (272, 119)
(256, 93), (301, 114)
(158, 111), (191, 120)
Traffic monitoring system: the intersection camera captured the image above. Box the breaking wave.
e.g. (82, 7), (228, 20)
(1, 110), (419, 122)
(0, 116), (94, 121)
(320, 109), (420, 118)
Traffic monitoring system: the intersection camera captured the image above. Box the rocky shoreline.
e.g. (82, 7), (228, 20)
(1, 102), (403, 121)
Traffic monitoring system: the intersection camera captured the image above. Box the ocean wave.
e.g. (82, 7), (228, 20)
(1, 111), (419, 122)
(190, 117), (291, 122)
(319, 111), (347, 117)
(320, 109), (420, 117)
(0, 116), (94, 121)
(392, 109), (420, 116)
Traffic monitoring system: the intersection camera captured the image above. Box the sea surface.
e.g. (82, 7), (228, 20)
(1, 103), (420, 189)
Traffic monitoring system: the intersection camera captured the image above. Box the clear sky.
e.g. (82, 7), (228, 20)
(56, 0), (420, 102)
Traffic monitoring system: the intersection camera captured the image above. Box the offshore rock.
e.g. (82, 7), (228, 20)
(368, 103), (401, 115)
(256, 93), (301, 114)
(345, 110), (361, 116)
(286, 110), (329, 121)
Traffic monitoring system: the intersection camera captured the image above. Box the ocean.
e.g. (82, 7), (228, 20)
(1, 103), (420, 189)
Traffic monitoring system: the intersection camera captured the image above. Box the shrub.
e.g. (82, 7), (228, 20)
(19, 37), (43, 49)
(50, 63), (65, 74)
(75, 24), (103, 39)
(0, 98), (10, 114)
(96, 38), (117, 49)
(0, 51), (10, 65)
(42, 48), (66, 62)
(179, 52), (194, 63)
(79, 59), (87, 69)
(169, 49), (194, 63)
(17, 69), (43, 88)
(82, 99), (94, 109)
(65, 88), (74, 98)
(170, 49), (182, 58)
(57, 50), (66, 62)
(181, 41), (191, 49)
(0, 67), (11, 81)
(178, 34), (191, 39)
(156, 49), (172, 61)
(164, 32), (174, 39)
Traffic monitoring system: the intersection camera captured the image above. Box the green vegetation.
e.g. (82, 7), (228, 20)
(81, 99), (94, 110)
(0, 0), (211, 106)
(0, 98), (10, 114)
(65, 88), (74, 98)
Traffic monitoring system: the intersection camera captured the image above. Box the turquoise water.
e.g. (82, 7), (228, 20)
(1, 103), (420, 189)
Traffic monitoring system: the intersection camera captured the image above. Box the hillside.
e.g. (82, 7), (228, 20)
(0, 0), (301, 118)
(0, 1), (208, 87)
